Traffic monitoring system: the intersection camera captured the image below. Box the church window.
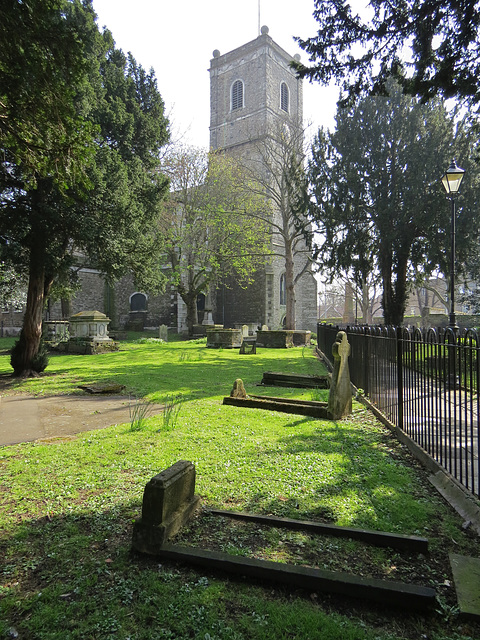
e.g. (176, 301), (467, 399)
(231, 80), (244, 111)
(280, 82), (289, 112)
(130, 292), (147, 312)
(280, 273), (286, 305)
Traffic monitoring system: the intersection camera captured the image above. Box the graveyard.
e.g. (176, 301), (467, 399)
(0, 333), (480, 640)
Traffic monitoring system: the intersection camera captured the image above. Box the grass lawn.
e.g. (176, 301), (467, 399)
(0, 335), (479, 640)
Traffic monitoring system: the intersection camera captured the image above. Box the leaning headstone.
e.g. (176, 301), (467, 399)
(132, 461), (201, 554)
(328, 331), (352, 419)
(239, 338), (256, 354)
(230, 378), (247, 398)
(159, 324), (168, 341)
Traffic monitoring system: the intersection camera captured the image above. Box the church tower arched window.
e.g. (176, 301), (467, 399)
(280, 82), (289, 113)
(231, 80), (244, 111)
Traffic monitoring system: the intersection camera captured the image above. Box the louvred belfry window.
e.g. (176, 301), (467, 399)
(231, 80), (244, 110)
(281, 82), (289, 112)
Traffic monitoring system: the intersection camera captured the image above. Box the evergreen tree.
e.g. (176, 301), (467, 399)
(0, 1), (169, 375)
(308, 82), (479, 325)
(294, 0), (480, 111)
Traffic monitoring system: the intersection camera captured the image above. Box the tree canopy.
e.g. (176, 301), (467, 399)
(159, 146), (270, 334)
(308, 82), (480, 325)
(0, 0), (170, 375)
(0, 0), (97, 188)
(293, 0), (480, 110)
(459, 247), (480, 313)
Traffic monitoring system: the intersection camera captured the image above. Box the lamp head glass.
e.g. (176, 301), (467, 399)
(442, 159), (465, 194)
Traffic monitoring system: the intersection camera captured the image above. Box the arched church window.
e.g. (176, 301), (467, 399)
(280, 82), (289, 113)
(130, 292), (147, 312)
(280, 273), (286, 305)
(231, 80), (244, 111)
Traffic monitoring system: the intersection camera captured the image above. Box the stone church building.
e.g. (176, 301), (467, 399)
(46, 28), (318, 334)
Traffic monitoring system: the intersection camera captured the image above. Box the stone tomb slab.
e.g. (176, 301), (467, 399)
(208, 509), (429, 553)
(132, 464), (434, 611)
(449, 553), (480, 621)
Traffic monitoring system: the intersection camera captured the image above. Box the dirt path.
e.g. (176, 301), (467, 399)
(0, 393), (164, 446)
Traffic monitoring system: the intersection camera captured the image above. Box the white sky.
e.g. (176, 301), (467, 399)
(92, 0), (340, 148)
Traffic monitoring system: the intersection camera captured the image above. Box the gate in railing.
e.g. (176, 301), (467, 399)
(317, 323), (480, 498)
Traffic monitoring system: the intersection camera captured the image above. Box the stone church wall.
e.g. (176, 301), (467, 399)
(112, 275), (176, 330)
(46, 269), (176, 331)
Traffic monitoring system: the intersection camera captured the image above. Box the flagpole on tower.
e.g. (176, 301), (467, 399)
(258, 0), (261, 35)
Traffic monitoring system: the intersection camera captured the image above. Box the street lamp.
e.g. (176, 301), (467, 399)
(441, 159), (465, 329)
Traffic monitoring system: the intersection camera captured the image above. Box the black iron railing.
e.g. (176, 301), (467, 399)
(317, 323), (480, 498)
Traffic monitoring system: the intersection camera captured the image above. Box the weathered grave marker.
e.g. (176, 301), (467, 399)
(230, 379), (247, 398)
(328, 331), (352, 419)
(449, 553), (480, 621)
(159, 324), (168, 341)
(239, 338), (257, 354)
(260, 371), (329, 388)
(132, 460), (200, 554)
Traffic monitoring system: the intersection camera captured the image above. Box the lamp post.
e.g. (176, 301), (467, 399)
(441, 159), (465, 329)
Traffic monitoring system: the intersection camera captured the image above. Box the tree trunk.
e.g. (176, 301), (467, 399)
(381, 248), (410, 326)
(284, 244), (296, 330)
(12, 248), (46, 377)
(361, 281), (371, 324)
(182, 292), (198, 336)
(61, 297), (71, 320)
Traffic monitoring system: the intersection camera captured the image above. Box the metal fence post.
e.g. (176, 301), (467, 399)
(396, 328), (404, 431)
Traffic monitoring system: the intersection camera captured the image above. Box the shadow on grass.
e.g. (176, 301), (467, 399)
(0, 499), (456, 640)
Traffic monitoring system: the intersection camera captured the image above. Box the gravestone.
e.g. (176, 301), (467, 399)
(239, 338), (256, 354)
(449, 553), (480, 620)
(159, 324), (168, 341)
(132, 461), (201, 554)
(230, 378), (247, 398)
(202, 310), (214, 325)
(43, 320), (69, 344)
(256, 330), (311, 348)
(206, 328), (242, 348)
(241, 324), (249, 337)
(327, 331), (352, 419)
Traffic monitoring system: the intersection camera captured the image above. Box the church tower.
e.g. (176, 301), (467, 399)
(209, 27), (317, 331)
(210, 25), (302, 155)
